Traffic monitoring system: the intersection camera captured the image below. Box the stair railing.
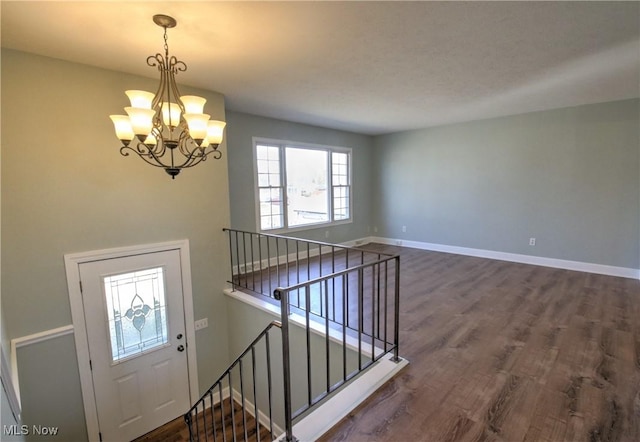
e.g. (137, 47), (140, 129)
(185, 229), (401, 441)
(275, 251), (400, 441)
(185, 321), (283, 442)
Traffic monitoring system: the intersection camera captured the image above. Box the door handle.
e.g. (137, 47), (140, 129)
(177, 345), (185, 352)
(177, 333), (183, 340)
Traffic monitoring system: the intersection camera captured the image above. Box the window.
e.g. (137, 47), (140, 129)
(103, 267), (168, 363)
(255, 139), (352, 231)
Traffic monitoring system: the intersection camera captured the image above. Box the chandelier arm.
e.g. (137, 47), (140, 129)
(171, 149), (205, 169)
(149, 130), (167, 158)
(177, 146), (223, 169)
(205, 146), (223, 160)
(133, 135), (166, 159)
(167, 57), (187, 116)
(176, 130), (195, 157)
(120, 145), (169, 169)
(129, 137), (172, 168)
(147, 54), (165, 108)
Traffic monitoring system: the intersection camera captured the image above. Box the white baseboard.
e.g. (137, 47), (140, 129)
(196, 385), (285, 437)
(365, 236), (639, 280)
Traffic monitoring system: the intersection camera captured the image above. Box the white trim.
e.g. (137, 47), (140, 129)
(12, 324), (74, 349)
(369, 236), (640, 280)
(252, 136), (354, 233)
(194, 385), (286, 437)
(231, 388), (285, 437)
(2, 345), (22, 423)
(64, 240), (198, 442)
(224, 288), (386, 360)
(287, 355), (408, 441)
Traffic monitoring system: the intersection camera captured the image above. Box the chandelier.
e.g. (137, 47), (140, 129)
(110, 14), (226, 179)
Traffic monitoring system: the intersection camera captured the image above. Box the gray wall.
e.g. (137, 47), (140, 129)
(15, 336), (86, 441)
(226, 111), (374, 244)
(373, 99), (640, 269)
(1, 49), (232, 439)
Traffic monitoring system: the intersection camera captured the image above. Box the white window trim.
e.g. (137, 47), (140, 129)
(252, 137), (353, 233)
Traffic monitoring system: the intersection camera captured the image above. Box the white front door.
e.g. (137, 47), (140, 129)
(79, 250), (191, 441)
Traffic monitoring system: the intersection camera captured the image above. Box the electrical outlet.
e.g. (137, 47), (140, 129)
(325, 230), (329, 238)
(529, 238), (536, 246)
(195, 318), (208, 330)
(402, 226), (407, 233)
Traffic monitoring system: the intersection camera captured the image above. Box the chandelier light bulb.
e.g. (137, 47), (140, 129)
(143, 133), (158, 146)
(125, 107), (155, 138)
(206, 120), (226, 145)
(109, 115), (134, 143)
(180, 95), (207, 114)
(161, 102), (182, 128)
(184, 113), (210, 145)
(125, 90), (154, 109)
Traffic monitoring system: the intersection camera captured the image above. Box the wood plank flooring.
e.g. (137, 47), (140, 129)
(319, 244), (640, 442)
(132, 397), (272, 442)
(136, 244), (640, 441)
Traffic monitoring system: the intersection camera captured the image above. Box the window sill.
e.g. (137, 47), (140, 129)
(260, 218), (352, 235)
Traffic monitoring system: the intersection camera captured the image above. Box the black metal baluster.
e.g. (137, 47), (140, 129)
(234, 231), (241, 288)
(265, 332), (274, 440)
(393, 255), (401, 362)
(384, 259), (389, 353)
(342, 274), (347, 382)
(267, 237), (272, 298)
(250, 233), (256, 292)
(219, 383), (227, 442)
(229, 371), (237, 442)
(239, 360), (248, 442)
(210, 390), (218, 442)
(194, 404), (201, 442)
(202, 395), (209, 442)
(371, 264), (376, 361)
(243, 232), (249, 290)
(332, 246), (336, 322)
(325, 279), (330, 392)
(306, 285), (312, 407)
(358, 267), (363, 370)
(251, 347), (260, 442)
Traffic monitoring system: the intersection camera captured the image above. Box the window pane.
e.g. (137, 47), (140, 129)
(259, 186), (283, 229)
(103, 267), (168, 363)
(333, 188), (350, 220)
(286, 148), (329, 227)
(332, 152), (350, 221)
(257, 144), (284, 230)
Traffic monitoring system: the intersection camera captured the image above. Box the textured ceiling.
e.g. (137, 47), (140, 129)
(2, 1), (639, 135)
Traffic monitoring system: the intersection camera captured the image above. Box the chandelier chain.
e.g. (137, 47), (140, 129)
(163, 27), (169, 59)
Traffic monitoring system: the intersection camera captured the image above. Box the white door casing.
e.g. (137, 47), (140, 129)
(65, 240), (198, 442)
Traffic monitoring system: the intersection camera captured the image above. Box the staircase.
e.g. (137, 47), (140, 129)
(184, 229), (403, 441)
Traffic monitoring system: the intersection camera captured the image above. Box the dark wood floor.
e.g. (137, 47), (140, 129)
(319, 244), (640, 442)
(136, 244), (640, 441)
(132, 397), (272, 442)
